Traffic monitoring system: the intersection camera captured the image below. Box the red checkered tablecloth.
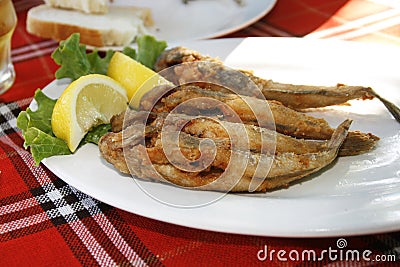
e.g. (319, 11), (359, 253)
(1, 0), (400, 266)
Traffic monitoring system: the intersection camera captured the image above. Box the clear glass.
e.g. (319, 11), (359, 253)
(0, 0), (17, 95)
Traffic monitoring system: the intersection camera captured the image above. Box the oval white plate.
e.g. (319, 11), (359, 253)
(94, 0), (277, 50)
(40, 37), (400, 237)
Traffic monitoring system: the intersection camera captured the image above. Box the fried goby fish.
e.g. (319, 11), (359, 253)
(110, 110), (377, 157)
(137, 84), (378, 155)
(99, 110), (352, 192)
(97, 46), (383, 193)
(154, 46), (400, 122)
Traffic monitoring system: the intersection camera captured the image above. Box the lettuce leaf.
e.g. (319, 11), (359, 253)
(51, 33), (92, 80)
(81, 123), (111, 145)
(17, 90), (113, 165)
(23, 127), (72, 165)
(51, 33), (116, 80)
(87, 49), (115, 76)
(17, 90), (71, 165)
(18, 33), (168, 165)
(17, 89), (56, 135)
(135, 35), (167, 69)
(51, 33), (167, 81)
(122, 46), (137, 60)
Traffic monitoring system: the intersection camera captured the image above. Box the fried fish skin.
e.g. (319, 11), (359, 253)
(151, 112), (320, 154)
(156, 86), (380, 146)
(155, 113), (377, 157)
(154, 46), (374, 109)
(150, 84), (335, 140)
(111, 110), (378, 157)
(245, 71), (375, 109)
(99, 115), (351, 192)
(155, 46), (400, 122)
(154, 46), (219, 72)
(144, 123), (349, 182)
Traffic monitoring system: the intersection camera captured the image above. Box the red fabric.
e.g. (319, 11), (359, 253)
(1, 0), (400, 266)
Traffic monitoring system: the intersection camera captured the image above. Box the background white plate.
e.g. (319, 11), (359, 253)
(41, 38), (400, 237)
(109, 0), (277, 43)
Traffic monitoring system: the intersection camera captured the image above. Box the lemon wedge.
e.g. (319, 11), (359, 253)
(52, 74), (128, 152)
(107, 51), (171, 108)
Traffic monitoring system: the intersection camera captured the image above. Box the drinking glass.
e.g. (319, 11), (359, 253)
(0, 0), (17, 95)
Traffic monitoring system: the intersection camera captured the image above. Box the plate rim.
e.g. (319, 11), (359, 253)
(90, 0), (277, 51)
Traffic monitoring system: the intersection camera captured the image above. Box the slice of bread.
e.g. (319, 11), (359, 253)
(44, 0), (109, 14)
(26, 4), (154, 47)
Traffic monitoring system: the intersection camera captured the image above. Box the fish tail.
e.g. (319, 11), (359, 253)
(371, 91), (400, 123)
(328, 119), (352, 150)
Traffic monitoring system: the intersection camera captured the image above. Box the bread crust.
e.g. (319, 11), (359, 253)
(27, 16), (105, 47)
(26, 5), (154, 47)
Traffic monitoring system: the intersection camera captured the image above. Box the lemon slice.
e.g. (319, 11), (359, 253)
(52, 74), (128, 152)
(107, 51), (171, 108)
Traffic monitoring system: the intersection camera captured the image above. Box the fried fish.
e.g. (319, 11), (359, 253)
(99, 109), (352, 192)
(155, 46), (400, 122)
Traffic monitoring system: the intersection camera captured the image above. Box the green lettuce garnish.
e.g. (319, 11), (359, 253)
(82, 124), (112, 145)
(135, 35), (167, 69)
(51, 33), (114, 80)
(17, 89), (55, 135)
(17, 90), (71, 165)
(22, 128), (72, 165)
(51, 33), (167, 80)
(18, 33), (167, 164)
(17, 90), (112, 165)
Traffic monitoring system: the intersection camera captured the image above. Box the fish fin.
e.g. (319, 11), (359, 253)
(373, 92), (400, 123)
(328, 119), (352, 150)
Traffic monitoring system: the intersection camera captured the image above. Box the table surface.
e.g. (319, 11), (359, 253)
(1, 0), (400, 266)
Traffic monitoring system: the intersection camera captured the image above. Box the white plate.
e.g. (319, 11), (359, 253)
(103, 0), (276, 47)
(40, 38), (400, 237)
